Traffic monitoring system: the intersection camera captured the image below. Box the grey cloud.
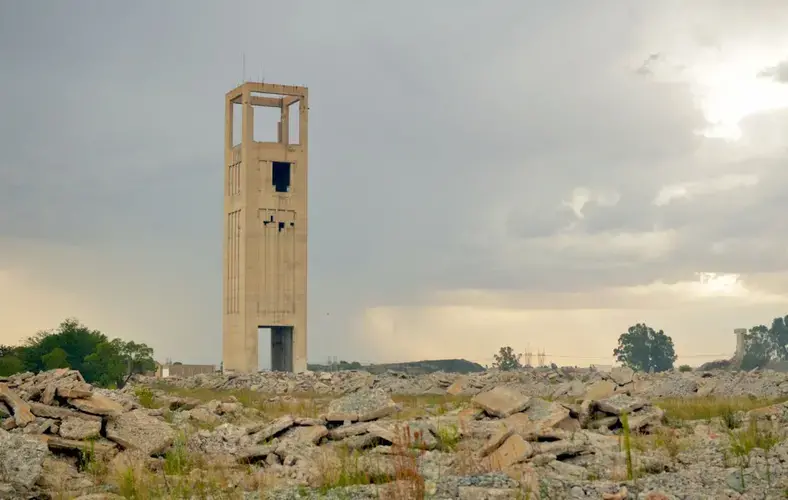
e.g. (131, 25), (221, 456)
(758, 60), (788, 83)
(2, 0), (788, 363)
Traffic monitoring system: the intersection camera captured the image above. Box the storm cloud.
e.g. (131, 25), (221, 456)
(2, 1), (788, 367)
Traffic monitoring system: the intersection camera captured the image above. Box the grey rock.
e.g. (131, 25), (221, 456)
(0, 428), (48, 490)
(326, 389), (397, 422)
(610, 366), (634, 386)
(59, 417), (102, 440)
(106, 409), (175, 455)
(595, 394), (647, 416)
(472, 386), (531, 418)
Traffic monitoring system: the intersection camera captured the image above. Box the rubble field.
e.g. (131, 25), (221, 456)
(4, 366), (788, 499)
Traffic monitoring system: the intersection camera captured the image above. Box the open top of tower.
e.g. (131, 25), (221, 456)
(226, 82), (309, 147)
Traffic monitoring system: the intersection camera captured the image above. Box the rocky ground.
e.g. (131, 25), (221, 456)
(151, 364), (788, 400)
(3, 367), (788, 499)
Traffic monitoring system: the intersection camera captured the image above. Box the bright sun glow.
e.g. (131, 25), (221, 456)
(689, 48), (788, 141)
(694, 272), (743, 296)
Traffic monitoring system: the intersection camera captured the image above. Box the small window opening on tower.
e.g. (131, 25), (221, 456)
(272, 161), (291, 193)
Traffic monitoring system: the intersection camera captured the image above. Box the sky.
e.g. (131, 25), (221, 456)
(2, 1), (788, 369)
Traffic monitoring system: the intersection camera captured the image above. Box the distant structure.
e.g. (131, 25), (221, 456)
(522, 346), (533, 367)
(156, 363), (216, 378)
(222, 81), (309, 374)
(537, 349), (546, 367)
(732, 328), (747, 365)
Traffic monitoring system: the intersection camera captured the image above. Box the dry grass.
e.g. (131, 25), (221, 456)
(391, 394), (471, 419)
(310, 423), (428, 499)
(655, 396), (788, 424)
(151, 383), (330, 418)
(631, 426), (686, 461)
(65, 432), (278, 500)
(153, 383), (472, 422)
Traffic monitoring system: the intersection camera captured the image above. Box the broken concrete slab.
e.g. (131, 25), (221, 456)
(56, 381), (94, 399)
(628, 406), (665, 431)
(0, 383), (35, 427)
(610, 366), (634, 386)
(472, 386), (531, 418)
(326, 389), (398, 423)
(446, 376), (469, 396)
(585, 380), (617, 401)
(287, 425), (329, 445)
(480, 427), (514, 457)
(0, 428), (49, 490)
(106, 409), (175, 456)
(237, 443), (278, 463)
(42, 435), (118, 456)
(59, 417), (102, 441)
(28, 402), (102, 422)
(523, 398), (577, 431)
(595, 394), (647, 416)
(328, 421), (372, 440)
(254, 415), (295, 443)
(488, 434), (533, 469)
(68, 393), (124, 417)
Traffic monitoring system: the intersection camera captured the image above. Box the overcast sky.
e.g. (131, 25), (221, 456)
(2, 1), (788, 368)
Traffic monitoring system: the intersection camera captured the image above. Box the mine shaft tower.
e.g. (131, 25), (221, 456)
(222, 81), (308, 374)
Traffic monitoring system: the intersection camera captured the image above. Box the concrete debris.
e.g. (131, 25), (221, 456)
(472, 386), (531, 418)
(105, 409), (176, 455)
(0, 428), (48, 492)
(58, 417), (102, 440)
(139, 362), (788, 401)
(5, 366), (788, 498)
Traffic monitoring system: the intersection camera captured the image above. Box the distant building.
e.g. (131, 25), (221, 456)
(156, 363), (216, 378)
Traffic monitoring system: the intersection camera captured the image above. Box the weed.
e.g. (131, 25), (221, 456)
(313, 446), (392, 492)
(391, 424), (426, 500)
(726, 418), (783, 491)
(720, 406), (741, 430)
(116, 466), (146, 499)
(631, 427), (683, 462)
(728, 418), (783, 489)
(133, 387), (158, 409)
(435, 423), (461, 451)
(620, 412), (634, 481)
(77, 439), (108, 478)
(538, 479), (550, 499)
(163, 433), (193, 476)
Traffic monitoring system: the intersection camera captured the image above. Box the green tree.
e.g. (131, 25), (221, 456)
(740, 316), (788, 369)
(0, 345), (24, 376)
(20, 318), (107, 375)
(42, 347), (70, 369)
(0, 345), (17, 357)
(82, 341), (126, 388)
(113, 339), (156, 387)
(0, 355), (23, 377)
(613, 323), (677, 373)
(492, 346), (522, 371)
(13, 318), (157, 388)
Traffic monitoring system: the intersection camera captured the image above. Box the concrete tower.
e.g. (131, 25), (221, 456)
(733, 328), (747, 365)
(222, 82), (308, 374)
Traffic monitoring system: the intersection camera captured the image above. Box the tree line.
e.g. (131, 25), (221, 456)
(490, 314), (788, 373)
(0, 318), (155, 388)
